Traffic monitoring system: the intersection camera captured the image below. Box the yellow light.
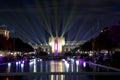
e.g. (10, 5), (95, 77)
(50, 61), (64, 80)
(49, 37), (65, 53)
(11, 53), (13, 55)
(0, 54), (2, 56)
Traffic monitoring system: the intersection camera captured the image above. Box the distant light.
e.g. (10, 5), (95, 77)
(18, 61), (21, 64)
(100, 50), (108, 53)
(8, 63), (11, 72)
(49, 42), (51, 45)
(0, 54), (3, 57)
(83, 62), (86, 68)
(89, 51), (93, 53)
(37, 60), (39, 62)
(8, 63), (11, 66)
(16, 62), (18, 65)
(62, 59), (65, 61)
(65, 61), (69, 69)
(30, 59), (33, 62)
(22, 61), (24, 63)
(101, 30), (103, 33)
(85, 51), (87, 54)
(71, 59), (74, 62)
(29, 62), (34, 65)
(89, 53), (92, 56)
(76, 60), (79, 65)
(11, 53), (13, 55)
(39, 59), (42, 61)
(21, 63), (24, 68)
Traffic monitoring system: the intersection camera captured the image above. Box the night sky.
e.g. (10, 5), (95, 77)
(0, 0), (120, 44)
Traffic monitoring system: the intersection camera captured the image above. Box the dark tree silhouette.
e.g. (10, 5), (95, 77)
(80, 40), (92, 51)
(94, 28), (114, 51)
(10, 38), (34, 52)
(0, 36), (34, 52)
(0, 35), (13, 50)
(108, 24), (120, 47)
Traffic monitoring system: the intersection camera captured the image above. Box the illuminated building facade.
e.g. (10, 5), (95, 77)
(0, 29), (9, 39)
(0, 25), (9, 39)
(49, 37), (65, 54)
(37, 37), (85, 54)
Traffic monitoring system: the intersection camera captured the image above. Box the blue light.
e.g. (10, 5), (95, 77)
(83, 62), (86, 68)
(8, 63), (11, 66)
(16, 62), (18, 65)
(21, 63), (24, 68)
(18, 61), (21, 64)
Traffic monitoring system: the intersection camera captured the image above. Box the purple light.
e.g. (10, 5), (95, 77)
(78, 59), (83, 66)
(54, 39), (58, 55)
(0, 57), (3, 62)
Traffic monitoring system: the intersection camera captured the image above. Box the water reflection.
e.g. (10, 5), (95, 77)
(1, 58), (115, 80)
(33, 59), (37, 72)
(21, 63), (24, 72)
(3, 59), (86, 74)
(50, 61), (65, 80)
(1, 59), (88, 80)
(7, 63), (11, 72)
(83, 62), (86, 68)
(64, 60), (69, 72)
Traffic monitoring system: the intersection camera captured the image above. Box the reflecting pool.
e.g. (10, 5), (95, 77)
(0, 58), (119, 80)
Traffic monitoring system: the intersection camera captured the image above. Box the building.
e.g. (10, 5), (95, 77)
(0, 25), (9, 39)
(49, 37), (65, 54)
(63, 41), (83, 52)
(36, 37), (85, 54)
(0, 30), (9, 39)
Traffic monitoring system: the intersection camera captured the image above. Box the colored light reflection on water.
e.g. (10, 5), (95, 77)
(21, 63), (24, 72)
(0, 57), (3, 62)
(78, 59), (83, 66)
(8, 63), (11, 66)
(0, 58), (92, 80)
(1, 59), (86, 73)
(76, 60), (79, 65)
(7, 63), (11, 72)
(83, 62), (86, 68)
(16, 62), (18, 65)
(64, 61), (69, 72)
(50, 61), (65, 80)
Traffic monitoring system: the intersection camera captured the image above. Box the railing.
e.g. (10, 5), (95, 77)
(85, 61), (120, 72)
(0, 72), (120, 76)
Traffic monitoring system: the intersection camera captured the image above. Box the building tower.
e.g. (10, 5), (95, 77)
(0, 25), (9, 39)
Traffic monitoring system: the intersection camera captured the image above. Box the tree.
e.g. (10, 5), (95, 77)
(94, 28), (114, 51)
(9, 38), (34, 52)
(108, 24), (120, 47)
(80, 40), (92, 51)
(0, 35), (13, 50)
(0, 35), (34, 52)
